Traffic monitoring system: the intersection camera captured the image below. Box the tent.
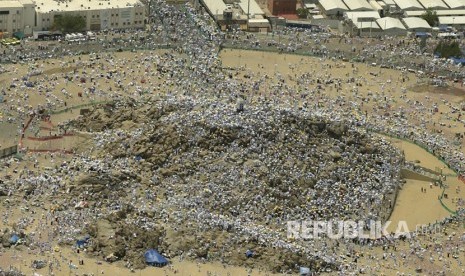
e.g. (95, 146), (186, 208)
(76, 235), (90, 247)
(9, 234), (19, 244)
(319, 0), (348, 16)
(144, 249), (168, 267)
(300, 267), (310, 275)
(13, 32), (24, 40)
(402, 17), (432, 32)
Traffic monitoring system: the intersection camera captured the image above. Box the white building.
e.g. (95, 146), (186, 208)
(34, 0), (145, 31)
(0, 0), (35, 35)
(0, 0), (145, 36)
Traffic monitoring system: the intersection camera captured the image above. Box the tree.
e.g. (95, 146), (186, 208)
(434, 40), (463, 58)
(296, 8), (309, 19)
(420, 8), (439, 27)
(52, 14), (86, 33)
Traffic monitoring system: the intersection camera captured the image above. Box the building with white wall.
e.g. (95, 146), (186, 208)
(34, 0), (145, 31)
(0, 0), (145, 36)
(0, 0), (34, 35)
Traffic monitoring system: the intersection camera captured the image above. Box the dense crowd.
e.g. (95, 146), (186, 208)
(0, 0), (464, 274)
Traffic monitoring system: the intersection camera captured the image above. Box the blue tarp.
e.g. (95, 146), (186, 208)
(449, 57), (465, 65)
(245, 250), (254, 258)
(415, 32), (430, 38)
(76, 236), (90, 247)
(9, 234), (19, 244)
(76, 240), (86, 247)
(144, 249), (168, 267)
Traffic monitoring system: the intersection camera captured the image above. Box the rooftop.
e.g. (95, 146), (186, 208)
(202, 0), (227, 16)
(0, 1), (24, 8)
(342, 0), (373, 11)
(33, 0), (144, 13)
(392, 0), (424, 10)
(239, 0), (264, 16)
(402, 16), (432, 29)
(318, 0), (349, 12)
(417, 0), (449, 9)
(376, 17), (406, 30)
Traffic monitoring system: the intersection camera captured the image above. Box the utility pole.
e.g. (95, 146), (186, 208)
(247, 0), (250, 31)
(370, 19), (372, 38)
(247, 0), (250, 20)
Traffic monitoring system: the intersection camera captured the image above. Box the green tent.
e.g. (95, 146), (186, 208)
(13, 31), (24, 40)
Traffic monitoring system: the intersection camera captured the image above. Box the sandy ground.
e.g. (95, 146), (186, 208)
(0, 48), (464, 275)
(2, 248), (272, 276)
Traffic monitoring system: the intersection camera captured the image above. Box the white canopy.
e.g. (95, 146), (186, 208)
(402, 17), (432, 30)
(369, 0), (383, 10)
(377, 17), (406, 30)
(344, 10), (381, 22)
(382, 0), (397, 6)
(439, 15), (465, 25)
(318, 0), (349, 15)
(343, 0), (374, 11)
(404, 9), (465, 16)
(417, 0), (449, 9)
(442, 0), (465, 9)
(392, 0), (424, 10)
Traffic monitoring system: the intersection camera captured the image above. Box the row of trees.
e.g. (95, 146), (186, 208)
(51, 14), (86, 33)
(434, 41), (463, 58)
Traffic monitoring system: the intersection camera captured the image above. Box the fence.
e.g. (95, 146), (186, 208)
(439, 184), (457, 215)
(367, 128), (460, 215)
(49, 100), (110, 115)
(0, 145), (18, 159)
(367, 128), (456, 176)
